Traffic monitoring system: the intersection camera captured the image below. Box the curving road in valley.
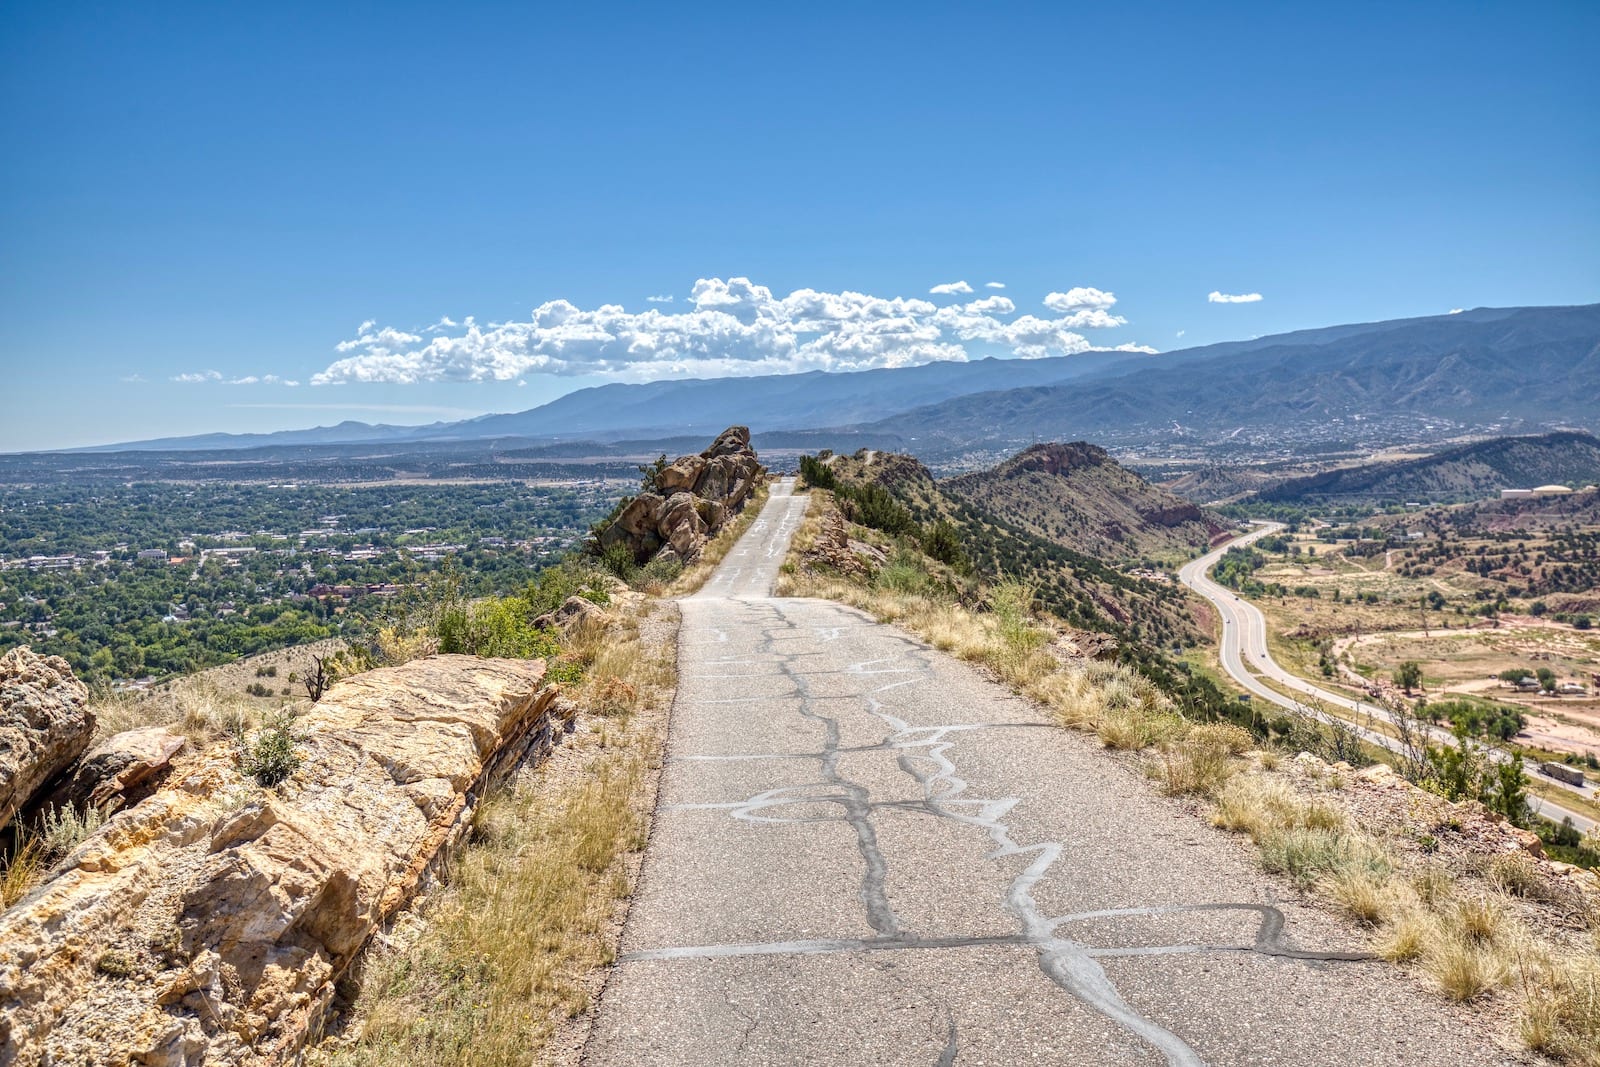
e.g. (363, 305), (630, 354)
(1179, 524), (1595, 835)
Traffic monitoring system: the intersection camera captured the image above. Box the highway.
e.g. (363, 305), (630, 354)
(1179, 524), (1596, 835)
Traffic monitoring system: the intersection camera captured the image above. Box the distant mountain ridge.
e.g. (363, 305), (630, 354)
(62, 303), (1600, 456)
(1255, 431), (1600, 505)
(850, 304), (1600, 455)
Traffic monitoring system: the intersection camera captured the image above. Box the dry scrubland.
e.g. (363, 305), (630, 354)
(1245, 531), (1600, 761)
(780, 491), (1600, 1064)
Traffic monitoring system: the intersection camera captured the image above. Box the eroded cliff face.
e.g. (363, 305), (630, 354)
(596, 426), (765, 566)
(0, 655), (561, 1067)
(0, 647), (95, 832)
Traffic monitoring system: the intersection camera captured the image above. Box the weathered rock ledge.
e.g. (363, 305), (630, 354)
(0, 647), (94, 831)
(0, 654), (561, 1067)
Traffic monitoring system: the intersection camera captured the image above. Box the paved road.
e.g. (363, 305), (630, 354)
(1179, 525), (1596, 834)
(586, 482), (1516, 1065)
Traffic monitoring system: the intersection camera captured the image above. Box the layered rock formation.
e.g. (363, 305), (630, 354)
(34, 725), (186, 815)
(0, 655), (560, 1066)
(597, 426), (764, 566)
(0, 647), (94, 831)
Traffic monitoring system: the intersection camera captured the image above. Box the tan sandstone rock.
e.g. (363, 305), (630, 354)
(594, 426), (765, 566)
(0, 655), (559, 1067)
(0, 647), (94, 831)
(35, 725), (187, 815)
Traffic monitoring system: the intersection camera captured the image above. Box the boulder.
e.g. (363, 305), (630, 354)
(532, 595), (608, 634)
(0, 655), (559, 1066)
(0, 647), (94, 831)
(34, 725), (186, 815)
(656, 455), (707, 493)
(657, 492), (709, 559)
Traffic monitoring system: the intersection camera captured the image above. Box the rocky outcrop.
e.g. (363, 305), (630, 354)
(0, 655), (561, 1067)
(801, 505), (886, 578)
(596, 426), (764, 566)
(33, 725), (186, 816)
(0, 647), (94, 831)
(533, 594), (610, 634)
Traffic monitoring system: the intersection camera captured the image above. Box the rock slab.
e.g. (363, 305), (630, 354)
(0, 646), (94, 831)
(0, 654), (557, 1067)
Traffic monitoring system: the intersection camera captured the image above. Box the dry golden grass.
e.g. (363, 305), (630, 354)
(1321, 867), (1394, 926)
(329, 605), (672, 1067)
(1376, 908), (1438, 962)
(87, 677), (275, 745)
(1424, 931), (1513, 1002)
(1153, 737), (1237, 796)
(1521, 953), (1600, 1066)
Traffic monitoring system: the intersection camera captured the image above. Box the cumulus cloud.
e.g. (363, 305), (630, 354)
(646, 294), (674, 304)
(929, 280), (974, 295)
(1175, 330), (1186, 338)
(1043, 287), (1118, 312)
(1207, 291), (1263, 304)
(1448, 308), (1464, 315)
(309, 277), (1151, 386)
(173, 370), (299, 386)
(985, 281), (1006, 289)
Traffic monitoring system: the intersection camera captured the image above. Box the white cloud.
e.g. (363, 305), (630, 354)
(310, 276), (1147, 385)
(1448, 308), (1464, 314)
(929, 280), (974, 295)
(172, 370), (222, 383)
(1175, 330), (1186, 338)
(646, 294), (674, 303)
(1043, 287), (1117, 311)
(985, 281), (1006, 289)
(1207, 291), (1263, 304)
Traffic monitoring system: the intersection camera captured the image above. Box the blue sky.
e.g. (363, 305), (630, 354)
(1, 1), (1596, 450)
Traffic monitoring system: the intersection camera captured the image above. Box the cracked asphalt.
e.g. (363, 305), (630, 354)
(584, 480), (1521, 1066)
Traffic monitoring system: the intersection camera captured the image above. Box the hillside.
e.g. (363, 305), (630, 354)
(819, 448), (1204, 651)
(852, 304), (1600, 456)
(943, 442), (1223, 560)
(1256, 432), (1600, 505)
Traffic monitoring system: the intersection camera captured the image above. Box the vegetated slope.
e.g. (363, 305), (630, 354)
(942, 442), (1224, 560)
(1392, 486), (1600, 536)
(1157, 464), (1295, 505)
(1256, 432), (1600, 505)
(851, 304), (1600, 456)
(825, 450), (1203, 650)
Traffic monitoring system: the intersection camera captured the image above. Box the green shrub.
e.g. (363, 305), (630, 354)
(238, 710), (303, 787)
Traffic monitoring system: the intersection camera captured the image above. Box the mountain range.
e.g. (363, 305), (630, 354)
(69, 303), (1600, 458)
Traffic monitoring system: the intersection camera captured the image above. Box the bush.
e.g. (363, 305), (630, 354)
(437, 597), (560, 660)
(237, 710), (303, 787)
(840, 483), (915, 536)
(798, 454), (838, 492)
(921, 520), (970, 573)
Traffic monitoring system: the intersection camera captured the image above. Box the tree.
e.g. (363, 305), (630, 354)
(1499, 667), (1533, 684)
(1394, 660), (1423, 695)
(1536, 667), (1558, 693)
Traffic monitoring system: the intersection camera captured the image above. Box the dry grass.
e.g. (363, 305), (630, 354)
(1321, 867), (1393, 926)
(87, 677), (278, 745)
(1424, 931), (1513, 1001)
(329, 605), (673, 1067)
(1521, 953), (1600, 1066)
